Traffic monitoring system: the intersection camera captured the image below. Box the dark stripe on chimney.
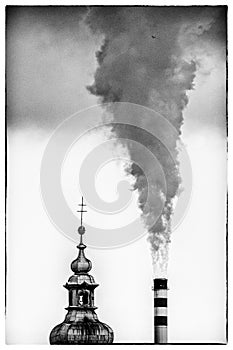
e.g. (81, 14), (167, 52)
(154, 298), (167, 307)
(153, 278), (167, 290)
(154, 316), (167, 326)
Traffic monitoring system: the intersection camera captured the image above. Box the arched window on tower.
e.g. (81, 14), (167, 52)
(78, 290), (90, 306)
(83, 290), (89, 305)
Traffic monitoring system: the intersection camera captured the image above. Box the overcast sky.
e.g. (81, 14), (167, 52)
(6, 6), (226, 344)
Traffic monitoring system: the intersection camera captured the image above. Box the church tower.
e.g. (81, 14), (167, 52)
(50, 198), (114, 344)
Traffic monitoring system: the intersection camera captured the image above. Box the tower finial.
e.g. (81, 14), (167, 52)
(73, 197), (91, 273)
(77, 196), (87, 227)
(77, 196), (87, 244)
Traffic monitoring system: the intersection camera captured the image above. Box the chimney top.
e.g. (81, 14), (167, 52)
(153, 278), (167, 290)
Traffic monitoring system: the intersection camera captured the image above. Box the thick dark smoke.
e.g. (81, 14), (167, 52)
(86, 6), (226, 275)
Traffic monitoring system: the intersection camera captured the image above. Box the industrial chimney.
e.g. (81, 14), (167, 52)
(153, 278), (168, 344)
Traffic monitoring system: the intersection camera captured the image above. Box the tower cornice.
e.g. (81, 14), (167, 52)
(64, 282), (99, 290)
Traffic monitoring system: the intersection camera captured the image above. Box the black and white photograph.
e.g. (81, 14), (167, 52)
(5, 3), (227, 345)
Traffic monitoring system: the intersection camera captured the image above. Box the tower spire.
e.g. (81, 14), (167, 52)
(77, 196), (87, 227)
(77, 196), (87, 245)
(72, 196), (91, 273)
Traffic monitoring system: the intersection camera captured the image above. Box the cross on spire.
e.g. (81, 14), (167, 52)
(77, 196), (87, 227)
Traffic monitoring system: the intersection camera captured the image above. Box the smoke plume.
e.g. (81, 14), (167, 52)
(86, 6), (226, 275)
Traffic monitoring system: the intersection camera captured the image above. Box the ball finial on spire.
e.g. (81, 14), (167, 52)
(78, 226), (85, 235)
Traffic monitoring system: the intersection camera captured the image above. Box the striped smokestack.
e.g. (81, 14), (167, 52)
(153, 278), (168, 344)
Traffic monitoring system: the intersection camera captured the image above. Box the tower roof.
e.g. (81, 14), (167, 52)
(50, 320), (114, 344)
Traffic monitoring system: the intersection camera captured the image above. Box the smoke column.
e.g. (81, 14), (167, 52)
(86, 7), (226, 276)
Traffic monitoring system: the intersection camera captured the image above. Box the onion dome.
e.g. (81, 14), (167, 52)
(49, 197), (114, 344)
(50, 320), (114, 344)
(70, 226), (92, 273)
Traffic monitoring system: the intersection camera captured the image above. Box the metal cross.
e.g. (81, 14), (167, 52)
(77, 196), (87, 226)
